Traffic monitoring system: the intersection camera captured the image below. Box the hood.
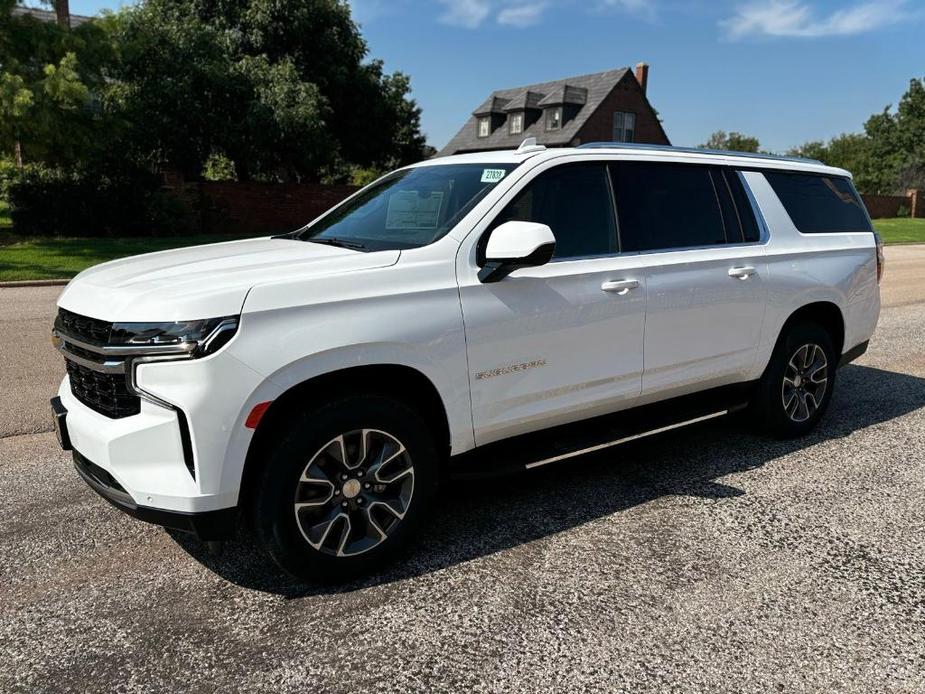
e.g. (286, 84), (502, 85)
(57, 237), (400, 321)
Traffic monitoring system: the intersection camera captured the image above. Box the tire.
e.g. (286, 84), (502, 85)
(251, 394), (439, 582)
(752, 321), (837, 438)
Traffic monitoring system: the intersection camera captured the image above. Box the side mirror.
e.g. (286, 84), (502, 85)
(478, 221), (556, 283)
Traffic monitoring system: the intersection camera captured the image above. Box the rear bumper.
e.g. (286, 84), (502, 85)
(74, 449), (237, 540)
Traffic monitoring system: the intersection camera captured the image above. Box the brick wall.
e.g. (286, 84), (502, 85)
(576, 73), (670, 146)
(861, 191), (922, 219)
(181, 182), (359, 235)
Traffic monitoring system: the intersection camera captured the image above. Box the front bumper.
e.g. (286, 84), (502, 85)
(73, 448), (236, 540)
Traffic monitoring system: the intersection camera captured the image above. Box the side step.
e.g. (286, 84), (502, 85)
(448, 383), (752, 479)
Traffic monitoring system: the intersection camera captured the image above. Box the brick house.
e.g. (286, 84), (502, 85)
(438, 63), (669, 156)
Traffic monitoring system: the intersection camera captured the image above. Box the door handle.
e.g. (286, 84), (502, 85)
(601, 279), (640, 295)
(728, 266), (756, 280)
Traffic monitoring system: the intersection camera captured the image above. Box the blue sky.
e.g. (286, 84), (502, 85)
(63, 0), (924, 152)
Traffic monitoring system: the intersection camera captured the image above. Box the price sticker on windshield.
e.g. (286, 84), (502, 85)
(481, 168), (507, 184)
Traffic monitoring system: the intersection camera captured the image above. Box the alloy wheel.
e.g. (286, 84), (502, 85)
(781, 343), (828, 423)
(293, 429), (414, 557)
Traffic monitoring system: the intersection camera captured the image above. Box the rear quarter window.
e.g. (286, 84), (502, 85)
(764, 172), (872, 234)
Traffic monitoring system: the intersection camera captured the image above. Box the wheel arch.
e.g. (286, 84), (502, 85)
(239, 363), (452, 510)
(776, 301), (846, 359)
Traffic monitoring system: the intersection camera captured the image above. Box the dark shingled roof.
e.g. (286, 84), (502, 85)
(502, 90), (545, 112)
(472, 95), (510, 116)
(439, 67), (629, 156)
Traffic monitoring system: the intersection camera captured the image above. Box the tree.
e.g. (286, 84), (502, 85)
(863, 77), (925, 193)
(0, 3), (113, 166)
(700, 130), (760, 153)
(108, 0), (428, 181)
(788, 133), (876, 192)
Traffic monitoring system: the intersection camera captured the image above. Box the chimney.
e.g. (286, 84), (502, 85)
(635, 62), (649, 94)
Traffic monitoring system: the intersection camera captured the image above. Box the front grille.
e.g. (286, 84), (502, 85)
(66, 359), (140, 418)
(58, 308), (112, 346)
(57, 309), (141, 419)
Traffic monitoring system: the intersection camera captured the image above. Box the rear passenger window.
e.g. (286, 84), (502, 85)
(609, 162), (726, 252)
(764, 172), (872, 234)
(489, 163), (617, 260)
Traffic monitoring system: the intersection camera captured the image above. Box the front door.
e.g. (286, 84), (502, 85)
(458, 162), (646, 445)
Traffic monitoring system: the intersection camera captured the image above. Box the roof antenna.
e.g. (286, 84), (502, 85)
(516, 137), (546, 154)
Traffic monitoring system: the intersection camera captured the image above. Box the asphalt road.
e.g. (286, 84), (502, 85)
(3, 246), (925, 692)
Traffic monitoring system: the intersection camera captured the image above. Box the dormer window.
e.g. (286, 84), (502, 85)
(509, 112), (523, 135)
(478, 117), (491, 138)
(613, 111), (636, 142)
(545, 107), (562, 131)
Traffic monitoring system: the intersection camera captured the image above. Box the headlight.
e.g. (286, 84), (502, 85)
(110, 316), (239, 357)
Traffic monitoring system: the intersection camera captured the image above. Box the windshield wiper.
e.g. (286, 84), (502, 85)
(306, 237), (369, 251)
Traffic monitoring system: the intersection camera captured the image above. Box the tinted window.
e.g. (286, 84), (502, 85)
(764, 172), (872, 234)
(489, 163), (617, 260)
(610, 162), (726, 252)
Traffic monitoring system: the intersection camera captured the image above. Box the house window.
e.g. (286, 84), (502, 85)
(613, 112), (636, 142)
(545, 107), (562, 131)
(478, 117), (490, 138)
(509, 112), (523, 135)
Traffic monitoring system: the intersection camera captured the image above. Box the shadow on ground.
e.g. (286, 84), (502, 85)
(169, 363), (925, 596)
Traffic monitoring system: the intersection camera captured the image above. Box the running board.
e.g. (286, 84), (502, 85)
(448, 383), (753, 479)
(523, 410), (730, 469)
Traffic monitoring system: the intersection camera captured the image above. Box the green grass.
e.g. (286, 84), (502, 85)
(872, 217), (925, 245)
(0, 233), (252, 282)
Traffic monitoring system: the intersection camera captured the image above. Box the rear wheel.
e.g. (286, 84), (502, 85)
(752, 321), (836, 438)
(251, 395), (438, 582)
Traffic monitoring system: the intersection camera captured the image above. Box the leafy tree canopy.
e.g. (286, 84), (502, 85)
(108, 0), (427, 181)
(0, 1), (116, 165)
(789, 77), (925, 194)
(700, 130), (761, 153)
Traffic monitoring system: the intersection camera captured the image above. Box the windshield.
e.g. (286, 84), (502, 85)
(295, 163), (519, 251)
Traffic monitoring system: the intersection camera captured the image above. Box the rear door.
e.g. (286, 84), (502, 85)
(609, 161), (769, 396)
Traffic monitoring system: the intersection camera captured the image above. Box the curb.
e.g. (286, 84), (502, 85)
(0, 279), (70, 288)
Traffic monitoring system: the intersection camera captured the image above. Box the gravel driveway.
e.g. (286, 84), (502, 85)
(2, 246), (925, 693)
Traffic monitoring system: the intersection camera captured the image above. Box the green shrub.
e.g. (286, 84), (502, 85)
(897, 204), (911, 218)
(0, 159), (19, 201)
(7, 165), (194, 237)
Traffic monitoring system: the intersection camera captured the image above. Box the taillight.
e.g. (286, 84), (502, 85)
(874, 231), (884, 284)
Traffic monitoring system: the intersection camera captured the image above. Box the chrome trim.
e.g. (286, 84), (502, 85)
(53, 328), (195, 357)
(200, 318), (239, 354)
(524, 410), (729, 469)
(55, 340), (127, 374)
(128, 354), (194, 409)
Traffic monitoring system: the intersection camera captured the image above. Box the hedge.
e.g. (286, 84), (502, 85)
(6, 165), (193, 237)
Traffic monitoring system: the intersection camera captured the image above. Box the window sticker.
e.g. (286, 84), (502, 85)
(386, 190), (445, 230)
(481, 168), (507, 184)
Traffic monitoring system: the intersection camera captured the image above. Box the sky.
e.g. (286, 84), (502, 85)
(63, 0), (924, 153)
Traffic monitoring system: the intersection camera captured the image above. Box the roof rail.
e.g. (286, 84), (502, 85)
(576, 142), (823, 166)
(516, 137), (547, 154)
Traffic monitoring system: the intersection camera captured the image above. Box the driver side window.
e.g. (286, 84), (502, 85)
(487, 163), (618, 260)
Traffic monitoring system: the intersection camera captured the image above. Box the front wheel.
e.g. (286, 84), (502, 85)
(751, 321), (836, 438)
(251, 395), (439, 582)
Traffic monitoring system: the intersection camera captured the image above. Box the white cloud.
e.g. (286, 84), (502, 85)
(438, 0), (492, 28)
(722, 0), (909, 39)
(598, 0), (658, 21)
(497, 2), (547, 26)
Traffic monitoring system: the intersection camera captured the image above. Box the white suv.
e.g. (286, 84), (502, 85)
(51, 140), (882, 580)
